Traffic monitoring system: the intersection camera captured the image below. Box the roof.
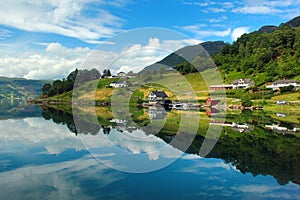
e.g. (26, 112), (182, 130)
(118, 80), (127, 84)
(272, 80), (299, 84)
(231, 78), (253, 84)
(150, 91), (168, 98)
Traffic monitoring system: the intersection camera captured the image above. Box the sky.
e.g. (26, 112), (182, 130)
(0, 0), (299, 80)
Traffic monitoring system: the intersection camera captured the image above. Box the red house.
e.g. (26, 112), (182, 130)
(206, 98), (220, 107)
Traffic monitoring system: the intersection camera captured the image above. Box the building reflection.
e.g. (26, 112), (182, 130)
(148, 105), (167, 121)
(40, 106), (300, 186)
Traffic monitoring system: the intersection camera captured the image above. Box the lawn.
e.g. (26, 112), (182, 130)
(271, 92), (300, 101)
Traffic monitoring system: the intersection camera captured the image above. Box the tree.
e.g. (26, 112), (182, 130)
(67, 68), (78, 81)
(102, 69), (111, 78)
(42, 83), (51, 95)
(41, 68), (100, 98)
(241, 93), (253, 107)
(280, 85), (295, 93)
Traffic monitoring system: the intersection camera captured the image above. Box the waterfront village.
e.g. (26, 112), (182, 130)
(102, 70), (300, 109)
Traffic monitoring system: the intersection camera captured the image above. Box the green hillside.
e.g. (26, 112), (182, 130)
(39, 16), (300, 103)
(213, 22), (300, 85)
(139, 41), (225, 74)
(0, 77), (49, 100)
(140, 16), (300, 87)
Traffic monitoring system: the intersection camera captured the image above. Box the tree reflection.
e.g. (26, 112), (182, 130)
(41, 106), (300, 186)
(41, 107), (100, 135)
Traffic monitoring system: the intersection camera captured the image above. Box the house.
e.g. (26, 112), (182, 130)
(209, 78), (254, 90)
(231, 78), (254, 89)
(117, 72), (127, 78)
(127, 71), (137, 78)
(148, 91), (168, 104)
(266, 80), (300, 91)
(110, 80), (128, 88)
(206, 98), (220, 107)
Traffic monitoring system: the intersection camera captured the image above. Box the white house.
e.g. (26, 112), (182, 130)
(266, 80), (300, 91)
(110, 80), (128, 88)
(127, 71), (137, 78)
(148, 91), (168, 104)
(210, 78), (254, 90)
(231, 78), (255, 89)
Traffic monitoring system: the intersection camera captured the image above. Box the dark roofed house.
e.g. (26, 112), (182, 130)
(117, 72), (127, 77)
(148, 91), (168, 104)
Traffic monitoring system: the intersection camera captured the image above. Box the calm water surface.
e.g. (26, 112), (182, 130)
(0, 101), (300, 200)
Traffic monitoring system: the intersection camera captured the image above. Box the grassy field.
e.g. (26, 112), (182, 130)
(271, 92), (300, 101)
(138, 73), (210, 102)
(43, 71), (300, 110)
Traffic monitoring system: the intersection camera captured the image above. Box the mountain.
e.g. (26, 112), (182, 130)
(140, 15), (300, 85)
(258, 16), (300, 34)
(0, 77), (49, 100)
(213, 15), (300, 85)
(285, 15), (300, 28)
(258, 25), (278, 34)
(139, 41), (225, 74)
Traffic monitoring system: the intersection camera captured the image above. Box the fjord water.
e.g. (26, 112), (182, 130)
(0, 102), (300, 199)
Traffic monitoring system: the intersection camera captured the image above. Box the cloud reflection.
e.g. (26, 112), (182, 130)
(0, 118), (85, 154)
(0, 156), (125, 200)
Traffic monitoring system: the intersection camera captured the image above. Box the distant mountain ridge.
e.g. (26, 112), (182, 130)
(139, 41), (225, 74)
(285, 15), (300, 28)
(258, 25), (278, 34)
(0, 77), (49, 100)
(258, 15), (300, 34)
(140, 15), (300, 80)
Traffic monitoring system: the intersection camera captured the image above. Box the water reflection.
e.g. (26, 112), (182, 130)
(40, 106), (300, 185)
(0, 104), (300, 199)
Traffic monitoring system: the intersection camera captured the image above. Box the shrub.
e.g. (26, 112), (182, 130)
(241, 93), (253, 107)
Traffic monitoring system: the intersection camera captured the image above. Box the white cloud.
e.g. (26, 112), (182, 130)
(231, 27), (250, 41)
(0, 43), (90, 80)
(183, 1), (211, 7)
(222, 2), (235, 9)
(0, 37), (200, 79)
(209, 16), (228, 23)
(246, 0), (299, 7)
(94, 37), (200, 75)
(232, 5), (281, 14)
(209, 8), (227, 13)
(0, 0), (126, 43)
(0, 29), (12, 40)
(180, 25), (232, 38)
(231, 0), (300, 15)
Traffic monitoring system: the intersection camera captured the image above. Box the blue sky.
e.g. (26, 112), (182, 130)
(0, 0), (299, 79)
